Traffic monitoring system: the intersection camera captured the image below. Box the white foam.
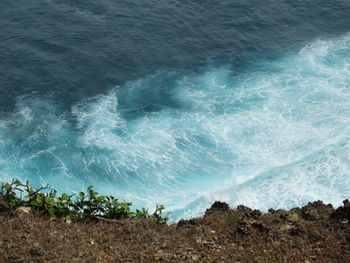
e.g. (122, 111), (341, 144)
(1, 34), (350, 220)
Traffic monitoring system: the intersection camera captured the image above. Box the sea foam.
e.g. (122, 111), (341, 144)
(1, 34), (350, 220)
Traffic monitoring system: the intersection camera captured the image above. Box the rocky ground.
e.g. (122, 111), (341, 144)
(1, 199), (350, 263)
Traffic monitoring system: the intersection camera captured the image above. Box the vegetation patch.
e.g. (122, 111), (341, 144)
(0, 179), (169, 224)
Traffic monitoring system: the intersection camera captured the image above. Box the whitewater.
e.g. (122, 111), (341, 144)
(0, 33), (349, 220)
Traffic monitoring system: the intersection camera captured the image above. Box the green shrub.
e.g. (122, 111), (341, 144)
(0, 179), (169, 224)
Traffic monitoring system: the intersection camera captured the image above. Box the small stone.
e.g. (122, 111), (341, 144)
(192, 255), (199, 261)
(15, 207), (31, 215)
(33, 242), (40, 248)
(288, 213), (300, 223)
(279, 224), (293, 232)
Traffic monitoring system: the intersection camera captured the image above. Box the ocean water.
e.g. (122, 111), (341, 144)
(1, 0), (350, 220)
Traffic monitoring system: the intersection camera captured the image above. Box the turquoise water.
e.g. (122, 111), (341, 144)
(1, 1), (350, 220)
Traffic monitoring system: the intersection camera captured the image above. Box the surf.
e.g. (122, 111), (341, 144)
(1, 34), (350, 220)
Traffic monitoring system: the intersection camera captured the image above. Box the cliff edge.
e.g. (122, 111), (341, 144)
(1, 199), (350, 262)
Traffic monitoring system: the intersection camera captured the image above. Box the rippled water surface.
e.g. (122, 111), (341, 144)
(1, 0), (350, 219)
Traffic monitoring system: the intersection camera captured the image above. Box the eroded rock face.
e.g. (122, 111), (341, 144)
(331, 199), (350, 222)
(301, 201), (334, 221)
(235, 205), (261, 219)
(1, 199), (350, 262)
(205, 201), (230, 216)
(236, 219), (269, 235)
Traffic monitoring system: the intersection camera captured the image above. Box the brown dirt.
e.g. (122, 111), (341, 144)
(1, 199), (350, 263)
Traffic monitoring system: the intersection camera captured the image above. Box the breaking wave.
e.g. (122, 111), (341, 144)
(1, 34), (350, 220)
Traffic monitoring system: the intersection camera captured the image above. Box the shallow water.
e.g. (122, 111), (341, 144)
(1, 0), (350, 219)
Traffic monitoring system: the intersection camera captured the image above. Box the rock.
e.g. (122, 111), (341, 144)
(30, 248), (44, 257)
(250, 209), (262, 219)
(290, 225), (304, 236)
(331, 199), (350, 221)
(251, 222), (269, 233)
(205, 201), (230, 216)
(0, 199), (10, 211)
(15, 207), (31, 216)
(192, 255), (200, 261)
(210, 201), (230, 211)
(287, 213), (301, 224)
(236, 220), (251, 235)
(279, 224), (293, 232)
(270, 221), (304, 239)
(0, 199), (11, 219)
(236, 219), (268, 235)
(301, 201), (333, 221)
(236, 205), (252, 215)
(177, 218), (199, 227)
(235, 205), (261, 219)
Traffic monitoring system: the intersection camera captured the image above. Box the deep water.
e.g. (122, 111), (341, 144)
(1, 0), (350, 220)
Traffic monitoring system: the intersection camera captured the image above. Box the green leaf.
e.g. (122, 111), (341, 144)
(14, 179), (22, 186)
(48, 208), (55, 215)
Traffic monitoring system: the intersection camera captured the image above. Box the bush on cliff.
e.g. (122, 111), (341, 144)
(0, 179), (168, 224)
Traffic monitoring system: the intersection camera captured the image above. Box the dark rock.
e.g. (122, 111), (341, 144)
(236, 219), (268, 235)
(205, 201), (230, 216)
(251, 222), (269, 233)
(249, 209), (262, 219)
(30, 248), (44, 257)
(209, 201), (229, 211)
(236, 220), (251, 235)
(345, 229), (350, 242)
(301, 200), (334, 221)
(177, 218), (199, 228)
(0, 199), (10, 213)
(235, 205), (261, 219)
(331, 199), (350, 221)
(236, 205), (252, 215)
(0, 199), (11, 220)
(289, 224), (304, 236)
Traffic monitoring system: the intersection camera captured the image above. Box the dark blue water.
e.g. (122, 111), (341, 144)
(1, 0), (350, 219)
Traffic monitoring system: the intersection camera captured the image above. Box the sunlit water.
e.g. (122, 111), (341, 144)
(1, 1), (350, 220)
